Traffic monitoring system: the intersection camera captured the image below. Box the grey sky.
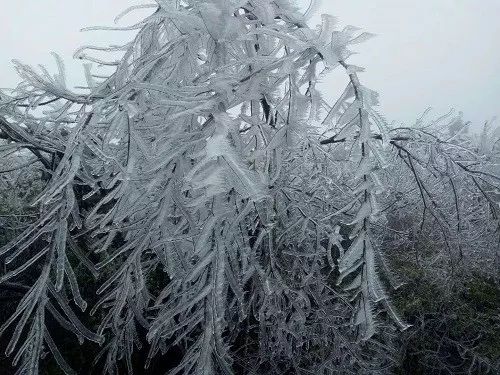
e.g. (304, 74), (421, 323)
(1, 0), (498, 126)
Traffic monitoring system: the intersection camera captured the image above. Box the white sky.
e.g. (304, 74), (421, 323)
(0, 0), (498, 126)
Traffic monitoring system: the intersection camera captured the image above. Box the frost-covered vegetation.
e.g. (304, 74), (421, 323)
(0, 1), (499, 374)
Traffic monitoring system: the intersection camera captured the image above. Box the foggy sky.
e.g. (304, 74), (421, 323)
(1, 0), (498, 126)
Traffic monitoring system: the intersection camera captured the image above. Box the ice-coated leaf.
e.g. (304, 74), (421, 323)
(338, 231), (365, 274)
(354, 295), (375, 341)
(44, 330), (77, 375)
(349, 32), (376, 45)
